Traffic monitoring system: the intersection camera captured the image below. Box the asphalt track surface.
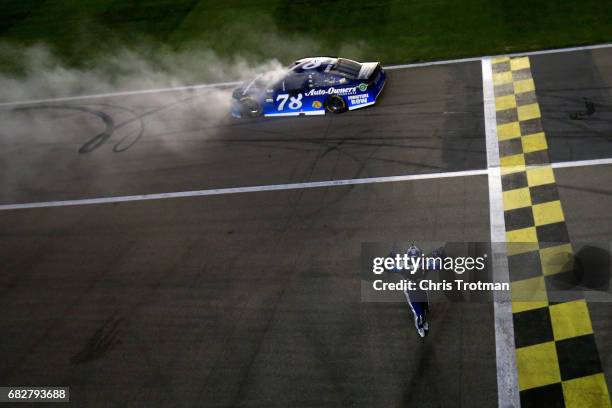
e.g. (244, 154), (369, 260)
(531, 49), (612, 395)
(0, 48), (610, 407)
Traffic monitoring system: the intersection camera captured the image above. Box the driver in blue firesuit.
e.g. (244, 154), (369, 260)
(388, 244), (443, 338)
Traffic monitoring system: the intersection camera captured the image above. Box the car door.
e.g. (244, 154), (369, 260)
(272, 74), (307, 115)
(304, 72), (331, 112)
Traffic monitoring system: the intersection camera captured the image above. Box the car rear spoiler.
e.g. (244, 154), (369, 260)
(357, 62), (381, 80)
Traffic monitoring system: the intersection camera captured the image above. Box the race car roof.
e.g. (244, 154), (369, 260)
(290, 57), (337, 72)
(290, 57), (379, 80)
(333, 58), (362, 78)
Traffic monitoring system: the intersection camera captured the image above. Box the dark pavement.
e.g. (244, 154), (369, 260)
(0, 48), (611, 407)
(532, 48), (612, 398)
(531, 48), (612, 163)
(555, 164), (612, 395)
(0, 63), (485, 204)
(0, 177), (495, 407)
(0, 62), (497, 407)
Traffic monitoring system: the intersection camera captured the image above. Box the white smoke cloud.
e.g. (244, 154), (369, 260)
(0, 15), (372, 104)
(0, 43), (289, 103)
(0, 27), (372, 202)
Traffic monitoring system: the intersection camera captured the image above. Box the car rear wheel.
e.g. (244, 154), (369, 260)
(324, 95), (347, 114)
(240, 97), (263, 118)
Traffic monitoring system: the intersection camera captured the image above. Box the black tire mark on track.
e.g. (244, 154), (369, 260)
(70, 311), (123, 365)
(90, 103), (146, 153)
(13, 105), (116, 154)
(10, 88), (209, 154)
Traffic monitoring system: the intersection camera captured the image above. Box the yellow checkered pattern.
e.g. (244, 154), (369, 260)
(492, 56), (611, 407)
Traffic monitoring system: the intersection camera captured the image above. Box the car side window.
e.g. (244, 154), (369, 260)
(307, 72), (326, 88)
(283, 74), (307, 92)
(308, 72), (347, 88)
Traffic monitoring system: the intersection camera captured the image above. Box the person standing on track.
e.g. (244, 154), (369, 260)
(388, 244), (443, 338)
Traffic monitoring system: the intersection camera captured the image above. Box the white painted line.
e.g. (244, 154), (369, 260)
(0, 81), (241, 108)
(0, 156), (609, 211)
(482, 57), (520, 408)
(507, 42), (612, 58)
(0, 169), (488, 211)
(1, 42), (611, 107)
(550, 157), (612, 170)
(384, 57), (484, 70)
(385, 42), (612, 70)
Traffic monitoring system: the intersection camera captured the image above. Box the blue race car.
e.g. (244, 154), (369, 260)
(231, 57), (386, 118)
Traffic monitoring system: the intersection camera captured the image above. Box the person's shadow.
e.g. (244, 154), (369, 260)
(546, 246), (610, 302)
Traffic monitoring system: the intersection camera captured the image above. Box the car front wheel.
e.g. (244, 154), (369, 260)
(240, 97), (263, 118)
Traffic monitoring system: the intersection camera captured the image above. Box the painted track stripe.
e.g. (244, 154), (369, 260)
(1, 43), (611, 108)
(0, 81), (241, 108)
(0, 157), (609, 211)
(0, 169), (488, 211)
(386, 42), (612, 70)
(549, 157), (612, 169)
(482, 57), (520, 408)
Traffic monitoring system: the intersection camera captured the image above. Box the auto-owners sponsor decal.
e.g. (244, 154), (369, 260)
(305, 86), (358, 96)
